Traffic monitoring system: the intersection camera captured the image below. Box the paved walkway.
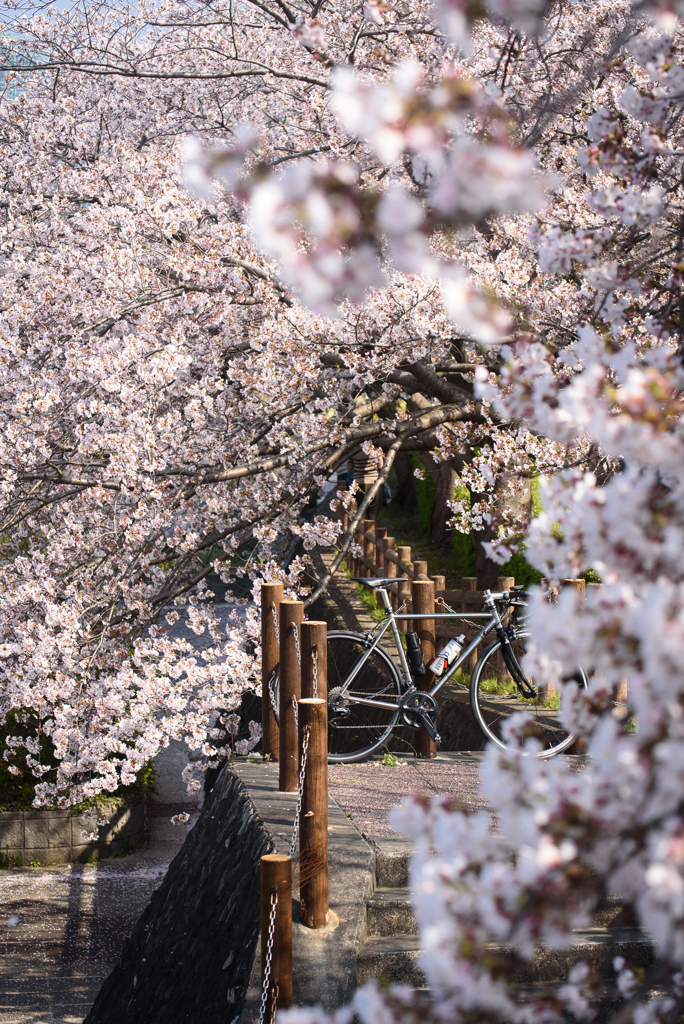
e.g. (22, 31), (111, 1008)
(0, 740), (200, 1024)
(329, 752), (487, 837)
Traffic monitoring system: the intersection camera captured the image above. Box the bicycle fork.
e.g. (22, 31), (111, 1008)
(487, 595), (536, 699)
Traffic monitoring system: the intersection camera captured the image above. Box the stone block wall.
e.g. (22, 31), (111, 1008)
(0, 798), (144, 864)
(84, 767), (273, 1024)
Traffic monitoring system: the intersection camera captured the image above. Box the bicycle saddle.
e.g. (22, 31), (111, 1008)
(352, 577), (409, 589)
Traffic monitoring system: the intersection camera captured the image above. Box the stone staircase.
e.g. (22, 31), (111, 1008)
(356, 841), (656, 993)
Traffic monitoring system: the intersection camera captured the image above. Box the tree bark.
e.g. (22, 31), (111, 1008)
(393, 450), (417, 506)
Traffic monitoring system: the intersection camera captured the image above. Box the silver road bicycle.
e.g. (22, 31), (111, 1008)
(270, 577), (587, 763)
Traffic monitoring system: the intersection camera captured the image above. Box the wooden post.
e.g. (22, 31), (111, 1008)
(279, 600), (304, 792)
(301, 621), (327, 702)
(397, 546), (412, 632)
(363, 519), (375, 575)
(412, 579), (436, 759)
(385, 537), (397, 608)
(261, 582), (283, 761)
(431, 575), (446, 592)
(462, 577), (478, 672)
(298, 698), (329, 928)
(496, 576), (516, 685)
(375, 527), (387, 574)
(563, 578), (586, 601)
(261, 854), (293, 1011)
(414, 559), (429, 581)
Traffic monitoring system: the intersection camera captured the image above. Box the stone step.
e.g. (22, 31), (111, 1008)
(357, 927), (655, 988)
(373, 844), (411, 888)
(357, 934), (423, 987)
(366, 887), (416, 937)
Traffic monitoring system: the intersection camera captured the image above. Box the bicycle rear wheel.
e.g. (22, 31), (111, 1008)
(470, 631), (586, 757)
(327, 631), (402, 763)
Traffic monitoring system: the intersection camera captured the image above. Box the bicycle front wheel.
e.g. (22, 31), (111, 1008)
(470, 631), (585, 757)
(327, 631), (402, 763)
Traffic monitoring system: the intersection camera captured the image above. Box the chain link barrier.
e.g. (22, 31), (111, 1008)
(270, 603), (280, 648)
(438, 596), (481, 632)
(289, 724), (311, 859)
(258, 888), (279, 1024)
(268, 670), (279, 716)
(312, 647), (318, 699)
(292, 622), (301, 667)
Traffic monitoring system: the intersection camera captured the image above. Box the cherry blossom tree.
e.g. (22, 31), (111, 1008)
(177, 0), (684, 1021)
(0, 0), (495, 806)
(4, 1), (684, 1020)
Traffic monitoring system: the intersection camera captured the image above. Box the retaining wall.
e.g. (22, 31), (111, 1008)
(83, 766), (274, 1024)
(0, 798), (144, 865)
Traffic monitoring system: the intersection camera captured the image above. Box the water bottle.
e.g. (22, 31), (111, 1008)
(429, 634), (466, 676)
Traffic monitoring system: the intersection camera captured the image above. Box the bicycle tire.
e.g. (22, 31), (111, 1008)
(268, 630), (403, 763)
(469, 631), (586, 757)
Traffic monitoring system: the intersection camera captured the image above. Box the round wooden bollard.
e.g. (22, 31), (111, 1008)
(298, 698), (329, 928)
(461, 577), (478, 671)
(261, 582), (283, 762)
(563, 578), (586, 601)
(301, 621), (327, 703)
(414, 560), (429, 581)
(375, 527), (387, 574)
(385, 537), (397, 608)
(412, 579), (436, 759)
(279, 601), (304, 792)
(496, 577), (515, 685)
(261, 854), (293, 1010)
(396, 546), (412, 632)
(363, 519), (375, 575)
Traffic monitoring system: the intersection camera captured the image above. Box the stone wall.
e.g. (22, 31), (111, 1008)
(0, 798), (144, 865)
(84, 766), (273, 1024)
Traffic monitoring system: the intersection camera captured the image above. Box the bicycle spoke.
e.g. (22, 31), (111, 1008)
(326, 632), (402, 762)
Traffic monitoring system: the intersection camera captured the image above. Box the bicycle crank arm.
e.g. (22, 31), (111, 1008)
(416, 711), (441, 743)
(399, 690), (441, 743)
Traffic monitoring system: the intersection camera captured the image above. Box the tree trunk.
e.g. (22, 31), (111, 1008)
(430, 460), (458, 544)
(393, 450), (417, 506)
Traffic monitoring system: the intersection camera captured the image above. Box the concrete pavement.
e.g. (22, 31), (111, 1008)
(0, 741), (200, 1024)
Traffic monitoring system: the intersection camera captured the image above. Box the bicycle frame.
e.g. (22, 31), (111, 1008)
(337, 587), (512, 711)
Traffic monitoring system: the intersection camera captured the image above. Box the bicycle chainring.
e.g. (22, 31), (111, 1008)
(399, 690), (440, 742)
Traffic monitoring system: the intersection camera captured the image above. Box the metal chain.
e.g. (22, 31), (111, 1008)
(289, 724), (311, 859)
(268, 670), (279, 716)
(312, 648), (318, 699)
(292, 696), (298, 734)
(271, 603), (280, 648)
(292, 623), (302, 667)
(258, 888), (278, 1024)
